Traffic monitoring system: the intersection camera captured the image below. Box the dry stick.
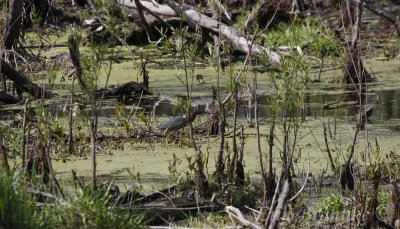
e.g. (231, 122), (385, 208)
(22, 99), (28, 170)
(264, 170), (283, 226)
(345, 128), (359, 178)
(0, 131), (9, 170)
(24, 187), (57, 199)
(261, 115), (276, 208)
(268, 178), (290, 229)
(323, 121), (336, 173)
(268, 116), (276, 178)
(212, 123), (251, 142)
(134, 0), (151, 39)
(0, 52), (5, 92)
(68, 78), (74, 155)
(44, 142), (65, 199)
(89, 57), (115, 195)
(225, 206), (262, 229)
(216, 111), (225, 184)
(289, 151), (310, 202)
(351, 0), (362, 49)
(91, 116), (97, 191)
(22, 42), (69, 49)
(235, 125), (245, 183)
(214, 30), (225, 185)
(228, 86), (238, 180)
(317, 53), (324, 81)
(253, 76), (267, 198)
(25, 126), (32, 173)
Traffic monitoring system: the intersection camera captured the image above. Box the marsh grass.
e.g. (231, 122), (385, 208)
(0, 170), (146, 228)
(43, 189), (146, 229)
(0, 171), (52, 229)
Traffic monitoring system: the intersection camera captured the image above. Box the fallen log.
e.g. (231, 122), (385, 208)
(0, 60), (55, 99)
(119, 0), (176, 16)
(119, 0), (281, 65)
(124, 197), (221, 224)
(94, 81), (150, 98)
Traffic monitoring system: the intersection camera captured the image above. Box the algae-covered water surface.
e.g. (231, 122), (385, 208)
(3, 40), (400, 191)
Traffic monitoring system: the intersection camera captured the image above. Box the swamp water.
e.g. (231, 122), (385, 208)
(1, 45), (400, 192)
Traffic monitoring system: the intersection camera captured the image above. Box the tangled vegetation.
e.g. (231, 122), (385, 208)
(0, 0), (399, 228)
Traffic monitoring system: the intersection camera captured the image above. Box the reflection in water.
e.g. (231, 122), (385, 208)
(0, 88), (400, 127)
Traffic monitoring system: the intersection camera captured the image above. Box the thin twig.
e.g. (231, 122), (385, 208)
(323, 121), (336, 173)
(289, 151), (310, 202)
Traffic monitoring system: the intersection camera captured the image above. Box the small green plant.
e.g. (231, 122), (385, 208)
(114, 101), (136, 135)
(262, 20), (338, 55)
(317, 193), (345, 214)
(376, 191), (390, 219)
(168, 153), (183, 183)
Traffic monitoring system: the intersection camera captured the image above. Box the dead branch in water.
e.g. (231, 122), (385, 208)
(119, 0), (281, 65)
(0, 60), (55, 99)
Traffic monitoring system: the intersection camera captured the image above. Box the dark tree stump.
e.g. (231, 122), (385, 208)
(343, 47), (372, 84)
(340, 163), (354, 191)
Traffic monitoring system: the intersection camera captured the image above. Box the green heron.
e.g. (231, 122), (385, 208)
(157, 110), (200, 134)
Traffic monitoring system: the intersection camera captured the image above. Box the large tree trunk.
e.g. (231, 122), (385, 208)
(343, 0), (371, 84)
(1, 0), (24, 91)
(3, 0), (23, 50)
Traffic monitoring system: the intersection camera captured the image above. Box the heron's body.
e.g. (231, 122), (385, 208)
(157, 116), (189, 132)
(157, 111), (199, 134)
